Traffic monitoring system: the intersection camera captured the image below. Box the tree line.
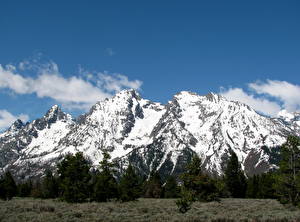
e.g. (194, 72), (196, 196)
(1, 135), (300, 211)
(0, 151), (177, 202)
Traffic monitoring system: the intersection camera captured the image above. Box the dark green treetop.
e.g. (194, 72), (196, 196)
(41, 169), (59, 198)
(164, 175), (180, 198)
(0, 171), (17, 200)
(119, 164), (141, 202)
(224, 151), (247, 198)
(57, 152), (91, 203)
(92, 151), (119, 202)
(275, 135), (300, 205)
(177, 155), (220, 213)
(143, 171), (163, 198)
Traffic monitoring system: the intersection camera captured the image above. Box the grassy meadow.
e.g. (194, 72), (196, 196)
(1, 198), (300, 222)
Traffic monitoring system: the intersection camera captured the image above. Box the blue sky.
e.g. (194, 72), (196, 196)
(0, 0), (300, 129)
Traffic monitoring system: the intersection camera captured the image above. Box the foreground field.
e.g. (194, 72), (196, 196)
(0, 198), (300, 222)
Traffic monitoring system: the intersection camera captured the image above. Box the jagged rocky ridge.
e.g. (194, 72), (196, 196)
(0, 90), (299, 180)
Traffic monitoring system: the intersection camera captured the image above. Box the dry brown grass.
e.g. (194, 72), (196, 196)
(0, 198), (300, 222)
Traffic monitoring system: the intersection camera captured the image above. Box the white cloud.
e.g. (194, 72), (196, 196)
(0, 62), (143, 110)
(249, 80), (300, 112)
(220, 87), (282, 116)
(221, 80), (300, 117)
(0, 65), (32, 94)
(97, 73), (142, 92)
(0, 110), (29, 131)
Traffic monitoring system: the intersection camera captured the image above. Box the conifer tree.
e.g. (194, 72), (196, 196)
(0, 175), (5, 200)
(144, 171), (163, 198)
(41, 169), (59, 198)
(275, 135), (300, 205)
(0, 171), (17, 200)
(181, 155), (202, 192)
(224, 151), (247, 198)
(57, 152), (91, 203)
(177, 155), (220, 213)
(181, 155), (219, 201)
(92, 151), (118, 202)
(246, 175), (259, 198)
(259, 172), (276, 199)
(164, 176), (179, 198)
(176, 187), (194, 213)
(246, 172), (277, 199)
(88, 169), (99, 200)
(215, 176), (229, 198)
(119, 164), (141, 202)
(18, 180), (32, 197)
(30, 180), (43, 198)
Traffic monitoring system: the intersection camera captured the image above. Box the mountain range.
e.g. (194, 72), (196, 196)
(1, 89), (299, 181)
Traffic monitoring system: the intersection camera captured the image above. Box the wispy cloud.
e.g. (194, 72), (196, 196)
(97, 72), (142, 92)
(248, 80), (300, 112)
(220, 80), (300, 117)
(0, 61), (143, 111)
(105, 48), (115, 56)
(220, 87), (282, 116)
(0, 110), (29, 131)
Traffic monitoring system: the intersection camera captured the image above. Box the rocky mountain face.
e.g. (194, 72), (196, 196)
(0, 105), (74, 180)
(0, 90), (298, 180)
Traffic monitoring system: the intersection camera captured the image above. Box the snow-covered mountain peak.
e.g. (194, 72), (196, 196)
(48, 104), (60, 112)
(8, 119), (25, 132)
(86, 89), (142, 117)
(1, 90), (299, 180)
(86, 90), (142, 122)
(173, 91), (200, 103)
(112, 89), (141, 101)
(173, 91), (226, 105)
(204, 92), (225, 103)
(43, 105), (72, 123)
(175, 91), (198, 96)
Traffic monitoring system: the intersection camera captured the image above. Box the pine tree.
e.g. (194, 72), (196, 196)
(119, 164), (141, 202)
(215, 176), (229, 198)
(88, 169), (99, 200)
(224, 151), (247, 198)
(177, 155), (220, 213)
(144, 171), (163, 198)
(92, 151), (118, 202)
(246, 175), (259, 198)
(164, 176), (179, 198)
(57, 152), (91, 203)
(246, 172), (277, 199)
(18, 180), (32, 197)
(30, 180), (43, 198)
(0, 171), (17, 200)
(0, 175), (5, 200)
(176, 187), (194, 213)
(275, 135), (300, 205)
(181, 155), (219, 202)
(41, 169), (59, 198)
(258, 172), (276, 199)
